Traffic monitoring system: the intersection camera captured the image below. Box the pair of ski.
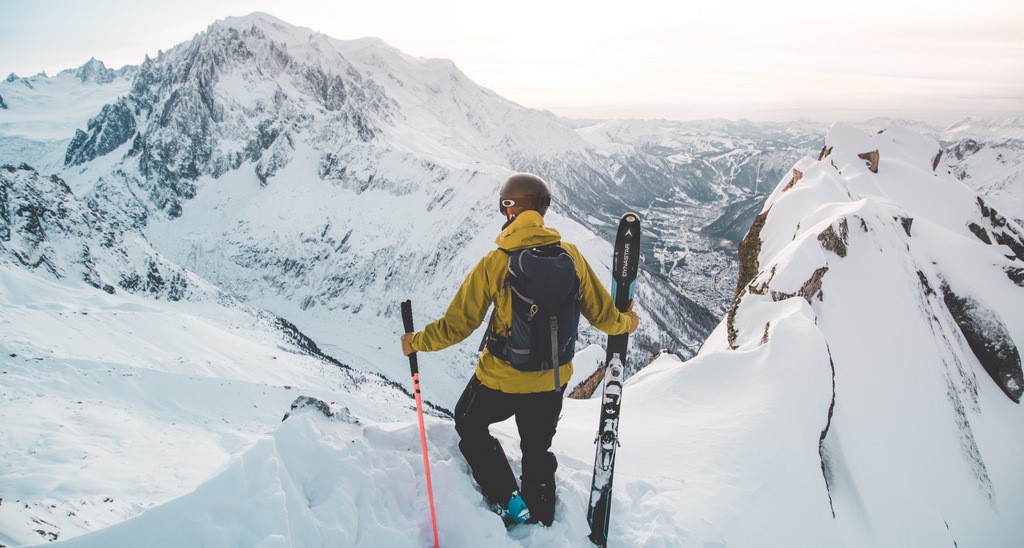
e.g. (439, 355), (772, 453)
(401, 213), (640, 548)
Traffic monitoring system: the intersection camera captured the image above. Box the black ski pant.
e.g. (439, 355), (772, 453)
(454, 375), (562, 507)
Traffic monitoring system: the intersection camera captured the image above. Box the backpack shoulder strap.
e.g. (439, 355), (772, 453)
(478, 248), (512, 351)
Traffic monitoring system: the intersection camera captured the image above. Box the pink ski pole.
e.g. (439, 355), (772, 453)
(401, 300), (440, 548)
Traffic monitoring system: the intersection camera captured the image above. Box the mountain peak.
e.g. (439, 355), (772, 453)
(209, 11), (314, 43)
(213, 11), (290, 28)
(943, 116), (1024, 141)
(55, 57), (118, 84)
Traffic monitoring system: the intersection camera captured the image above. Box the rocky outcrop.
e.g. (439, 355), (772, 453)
(941, 282), (1023, 403)
(775, 266), (829, 303)
(735, 210), (770, 297)
(858, 150), (879, 173)
(65, 102), (137, 165)
(0, 163), (196, 300)
(976, 197), (1024, 261)
(568, 367), (607, 400)
(783, 169), (803, 191)
(282, 396), (359, 423)
(817, 219), (849, 258)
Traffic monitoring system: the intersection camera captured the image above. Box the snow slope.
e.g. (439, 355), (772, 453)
(3, 11), (1023, 546)
(0, 61), (133, 172)
(26, 123), (1022, 547)
(722, 122), (1024, 545)
(0, 250), (444, 547)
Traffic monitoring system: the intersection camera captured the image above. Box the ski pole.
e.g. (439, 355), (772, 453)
(401, 300), (440, 548)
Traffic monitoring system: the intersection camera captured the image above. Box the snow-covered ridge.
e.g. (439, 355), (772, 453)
(2, 11), (1023, 544)
(19, 122), (1022, 548)
(22, 10), (704, 404)
(710, 122), (1024, 544)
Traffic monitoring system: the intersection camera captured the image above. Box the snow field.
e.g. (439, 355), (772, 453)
(0, 263), (426, 546)
(2, 13), (1023, 545)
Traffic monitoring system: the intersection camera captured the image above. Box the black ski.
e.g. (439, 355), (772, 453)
(587, 212), (641, 546)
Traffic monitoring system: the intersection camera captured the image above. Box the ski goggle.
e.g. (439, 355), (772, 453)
(499, 198), (519, 213)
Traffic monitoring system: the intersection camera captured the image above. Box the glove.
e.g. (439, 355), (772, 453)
(627, 301), (639, 334)
(401, 332), (416, 356)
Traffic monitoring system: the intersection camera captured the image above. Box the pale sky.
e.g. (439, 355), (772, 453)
(2, 0), (1022, 125)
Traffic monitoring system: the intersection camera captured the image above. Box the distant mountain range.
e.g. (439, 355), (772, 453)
(2, 13), (1021, 393)
(2, 12), (1023, 546)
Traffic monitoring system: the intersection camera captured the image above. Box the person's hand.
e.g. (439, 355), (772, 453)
(627, 301), (639, 334)
(401, 332), (416, 356)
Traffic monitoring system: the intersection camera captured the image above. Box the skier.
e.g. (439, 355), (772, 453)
(400, 173), (639, 526)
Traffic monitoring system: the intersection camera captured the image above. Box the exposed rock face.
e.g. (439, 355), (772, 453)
(941, 282), (1024, 403)
(65, 102), (137, 165)
(858, 150), (879, 173)
(948, 138), (982, 161)
(736, 210), (770, 297)
(775, 266), (829, 303)
(728, 209), (770, 348)
(976, 197), (1024, 261)
(1005, 266), (1024, 287)
(282, 396), (359, 423)
(0, 163), (198, 300)
(817, 219), (849, 258)
(63, 22), (396, 220)
(568, 367), (607, 400)
(57, 58), (121, 84)
(783, 169), (803, 191)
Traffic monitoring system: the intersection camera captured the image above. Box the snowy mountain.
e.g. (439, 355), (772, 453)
(846, 117), (1024, 225)
(708, 122), (1024, 545)
(0, 61), (134, 173)
(938, 117), (1024, 226)
(0, 163), (200, 300)
(551, 117), (826, 317)
(2, 10), (1023, 547)
(10, 13), (711, 406)
(0, 159), (448, 546)
(570, 116), (1024, 321)
(14, 122), (1021, 548)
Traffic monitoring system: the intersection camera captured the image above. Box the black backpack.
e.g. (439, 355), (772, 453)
(483, 243), (582, 391)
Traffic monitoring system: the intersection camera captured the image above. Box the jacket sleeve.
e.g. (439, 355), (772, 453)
(575, 248), (632, 335)
(411, 254), (496, 352)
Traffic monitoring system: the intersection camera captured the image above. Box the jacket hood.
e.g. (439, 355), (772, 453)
(494, 210), (560, 250)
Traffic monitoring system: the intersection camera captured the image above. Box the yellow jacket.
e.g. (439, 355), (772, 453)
(410, 210), (632, 393)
